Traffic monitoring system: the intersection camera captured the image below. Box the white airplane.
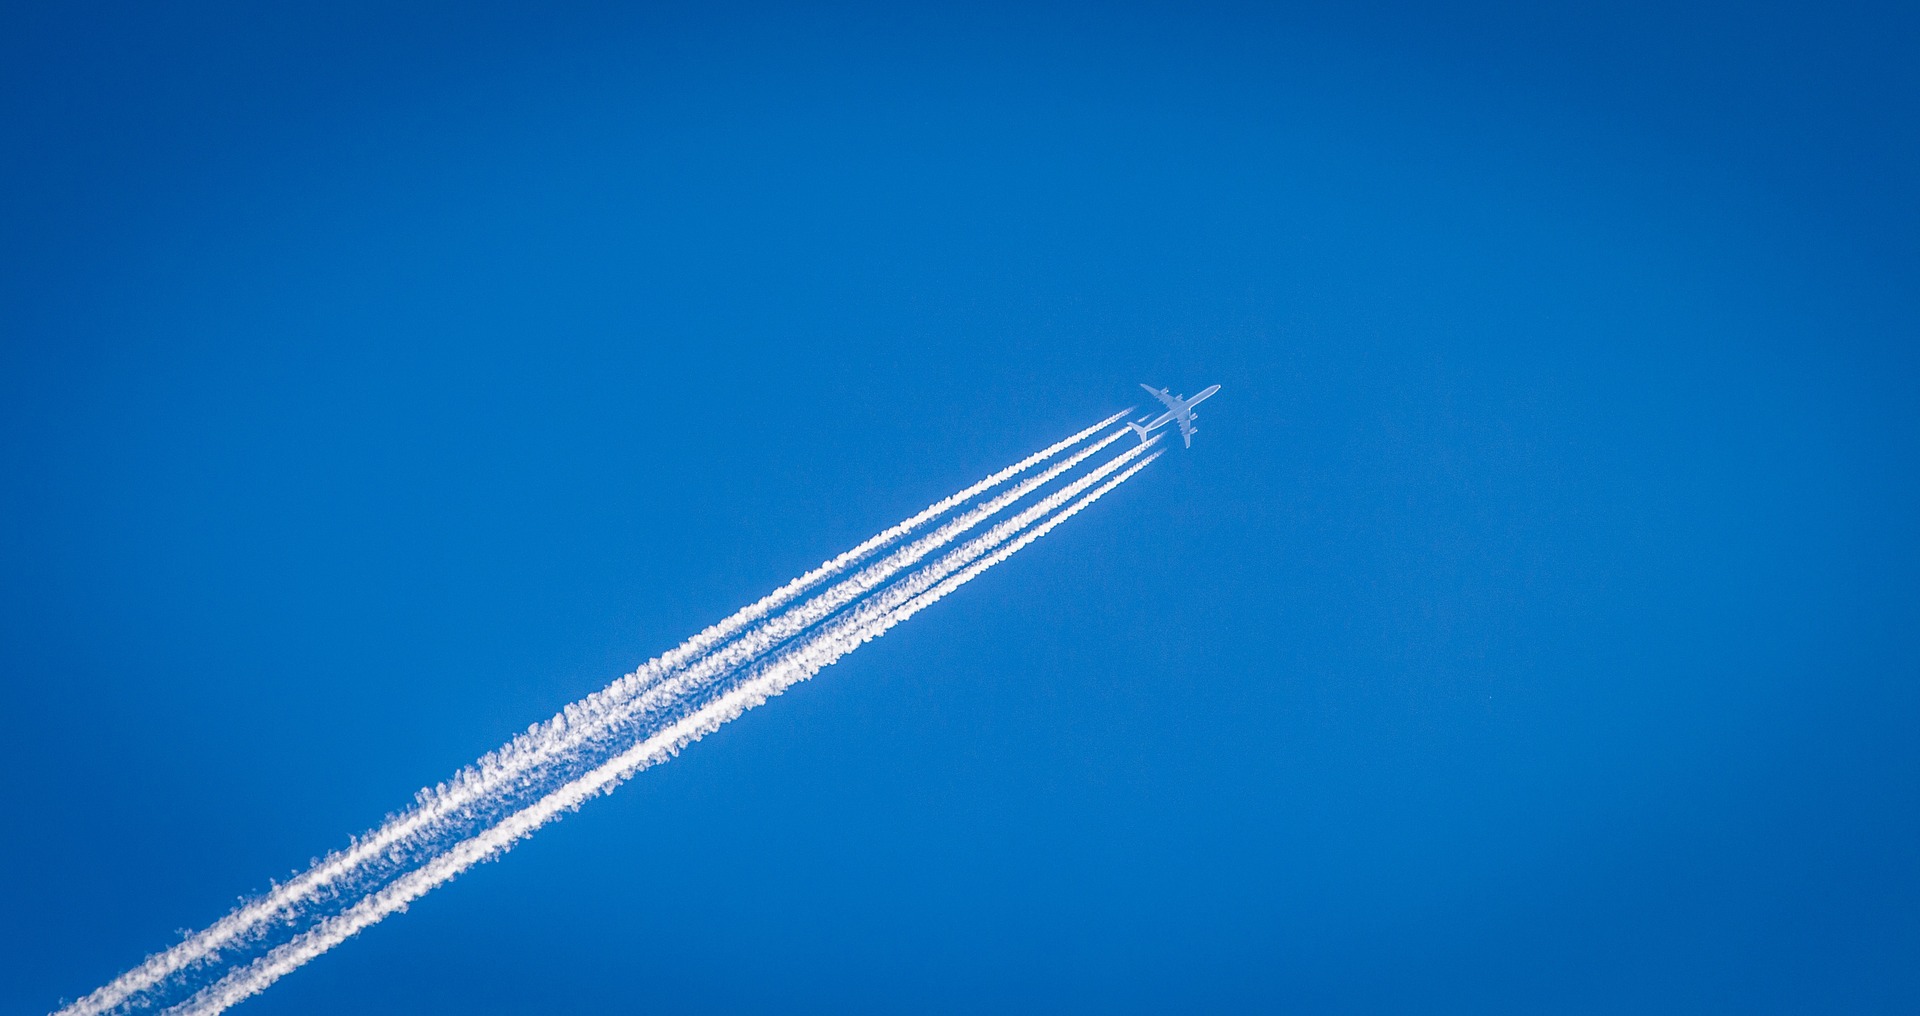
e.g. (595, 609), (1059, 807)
(1129, 382), (1221, 447)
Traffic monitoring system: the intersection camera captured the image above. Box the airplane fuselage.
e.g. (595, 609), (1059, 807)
(1131, 383), (1221, 447)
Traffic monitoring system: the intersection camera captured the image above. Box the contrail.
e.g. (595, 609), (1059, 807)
(527, 427), (1138, 769)
(56, 415), (1150, 1016)
(167, 440), (1163, 1016)
(362, 418), (1135, 856)
(351, 424), (1138, 874)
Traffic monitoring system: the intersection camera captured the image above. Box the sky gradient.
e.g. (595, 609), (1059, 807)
(4, 3), (1916, 1013)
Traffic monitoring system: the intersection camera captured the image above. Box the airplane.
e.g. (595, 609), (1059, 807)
(1129, 382), (1221, 448)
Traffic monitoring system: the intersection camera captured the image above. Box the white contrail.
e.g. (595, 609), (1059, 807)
(56, 410), (1128, 1016)
(716, 437), (1164, 710)
(530, 427), (1136, 763)
(373, 423), (1137, 857)
(167, 440), (1162, 1016)
(387, 420), (1133, 840)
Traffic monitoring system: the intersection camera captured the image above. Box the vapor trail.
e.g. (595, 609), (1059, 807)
(55, 410), (1127, 1016)
(546, 427), (1136, 758)
(167, 439), (1162, 1016)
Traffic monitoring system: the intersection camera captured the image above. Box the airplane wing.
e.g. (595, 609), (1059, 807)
(1140, 383), (1186, 413)
(1175, 413), (1196, 447)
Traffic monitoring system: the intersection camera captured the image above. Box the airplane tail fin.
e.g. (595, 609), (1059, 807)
(1128, 422), (1152, 443)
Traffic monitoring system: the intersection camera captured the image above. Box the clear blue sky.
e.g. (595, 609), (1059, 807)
(3, 3), (1916, 1013)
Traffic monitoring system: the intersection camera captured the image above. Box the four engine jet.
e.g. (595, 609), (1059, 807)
(1130, 382), (1220, 447)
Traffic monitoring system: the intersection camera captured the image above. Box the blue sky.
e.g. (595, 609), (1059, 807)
(3, 3), (1916, 1013)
